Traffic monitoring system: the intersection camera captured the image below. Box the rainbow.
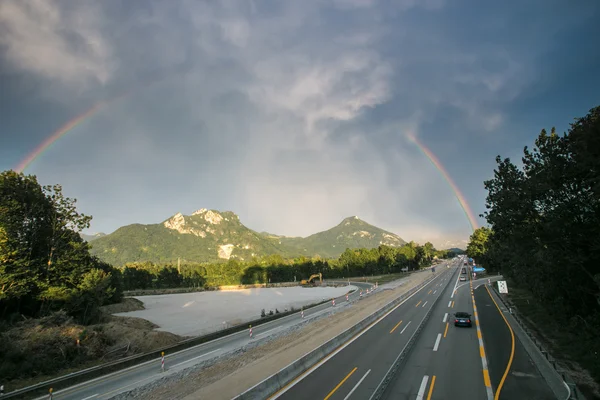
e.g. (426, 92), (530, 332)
(407, 133), (478, 232)
(16, 103), (107, 172)
(15, 77), (161, 173)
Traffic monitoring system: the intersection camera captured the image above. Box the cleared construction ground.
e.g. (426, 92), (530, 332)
(114, 270), (434, 399)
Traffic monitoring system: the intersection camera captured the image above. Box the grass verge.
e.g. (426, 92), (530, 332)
(504, 280), (600, 399)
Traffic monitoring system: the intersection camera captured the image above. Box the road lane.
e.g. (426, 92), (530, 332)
(381, 263), (490, 400)
(475, 285), (556, 400)
(40, 281), (375, 400)
(274, 263), (460, 400)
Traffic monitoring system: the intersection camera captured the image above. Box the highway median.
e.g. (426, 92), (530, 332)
(232, 272), (444, 399)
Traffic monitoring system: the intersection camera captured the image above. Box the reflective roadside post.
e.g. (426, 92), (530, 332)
(161, 352), (165, 372)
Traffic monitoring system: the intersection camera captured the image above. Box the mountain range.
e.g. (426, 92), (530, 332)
(86, 209), (407, 265)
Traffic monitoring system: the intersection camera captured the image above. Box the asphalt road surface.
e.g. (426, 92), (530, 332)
(270, 255), (557, 400)
(382, 270), (556, 400)
(34, 281), (375, 400)
(381, 267), (492, 400)
(474, 284), (556, 400)
(271, 260), (460, 400)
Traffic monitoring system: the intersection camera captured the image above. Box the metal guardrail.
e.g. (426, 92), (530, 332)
(490, 284), (584, 400)
(1, 291), (349, 400)
(4, 270), (436, 399)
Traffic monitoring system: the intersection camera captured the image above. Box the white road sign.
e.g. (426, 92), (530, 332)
(497, 280), (508, 294)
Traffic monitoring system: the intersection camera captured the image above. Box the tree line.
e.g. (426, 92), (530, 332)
(466, 106), (600, 383)
(0, 169), (453, 325)
(118, 243), (451, 292)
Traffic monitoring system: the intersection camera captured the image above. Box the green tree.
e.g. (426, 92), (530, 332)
(0, 170), (121, 322)
(466, 227), (492, 267)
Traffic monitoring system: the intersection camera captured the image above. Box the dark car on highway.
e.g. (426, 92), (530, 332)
(454, 312), (472, 327)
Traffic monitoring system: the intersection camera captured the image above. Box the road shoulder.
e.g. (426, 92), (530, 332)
(475, 285), (556, 400)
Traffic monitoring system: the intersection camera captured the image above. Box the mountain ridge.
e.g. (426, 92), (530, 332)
(87, 209), (407, 265)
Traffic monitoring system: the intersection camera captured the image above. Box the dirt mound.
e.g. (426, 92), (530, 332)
(99, 297), (146, 314)
(1, 304), (182, 392)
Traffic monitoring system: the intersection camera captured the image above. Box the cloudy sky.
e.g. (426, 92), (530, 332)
(1, 0), (599, 247)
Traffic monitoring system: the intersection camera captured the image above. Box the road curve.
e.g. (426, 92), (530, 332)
(475, 285), (555, 400)
(382, 265), (557, 400)
(34, 281), (373, 400)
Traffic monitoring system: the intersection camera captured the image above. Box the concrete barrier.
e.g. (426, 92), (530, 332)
(233, 273), (441, 399)
(1, 296), (335, 400)
(369, 267), (453, 400)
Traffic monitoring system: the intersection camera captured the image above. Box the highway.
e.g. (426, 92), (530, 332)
(35, 281), (375, 400)
(381, 266), (492, 399)
(272, 260), (459, 400)
(273, 258), (558, 400)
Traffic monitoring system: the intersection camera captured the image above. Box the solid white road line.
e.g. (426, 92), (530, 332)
(443, 313), (448, 323)
(269, 271), (444, 399)
(433, 333), (442, 351)
(451, 268), (461, 299)
(170, 348), (221, 368)
(416, 375), (430, 400)
(343, 369), (371, 400)
(400, 320), (412, 334)
(254, 326), (280, 338)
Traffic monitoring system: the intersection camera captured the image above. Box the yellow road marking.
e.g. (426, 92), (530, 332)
(483, 369), (492, 387)
(415, 300), (422, 307)
(451, 301), (454, 308)
(485, 285), (515, 400)
(390, 320), (403, 334)
(443, 322), (449, 338)
(477, 329), (482, 339)
(426, 375), (436, 400)
(428, 289), (432, 295)
(479, 345), (485, 358)
(324, 367), (357, 400)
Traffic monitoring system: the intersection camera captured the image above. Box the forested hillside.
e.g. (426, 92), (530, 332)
(466, 106), (600, 396)
(88, 210), (407, 265)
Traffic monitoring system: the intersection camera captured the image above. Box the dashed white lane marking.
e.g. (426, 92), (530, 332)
(343, 369), (371, 400)
(416, 375), (430, 400)
(400, 321), (412, 334)
(443, 313), (448, 323)
(422, 301), (428, 307)
(433, 333), (442, 351)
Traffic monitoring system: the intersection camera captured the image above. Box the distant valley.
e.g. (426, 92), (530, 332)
(86, 209), (408, 265)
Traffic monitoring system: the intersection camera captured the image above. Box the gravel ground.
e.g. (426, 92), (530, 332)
(112, 270), (434, 400)
(115, 285), (355, 337)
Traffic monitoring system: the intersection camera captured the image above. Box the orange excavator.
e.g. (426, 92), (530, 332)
(300, 273), (322, 286)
